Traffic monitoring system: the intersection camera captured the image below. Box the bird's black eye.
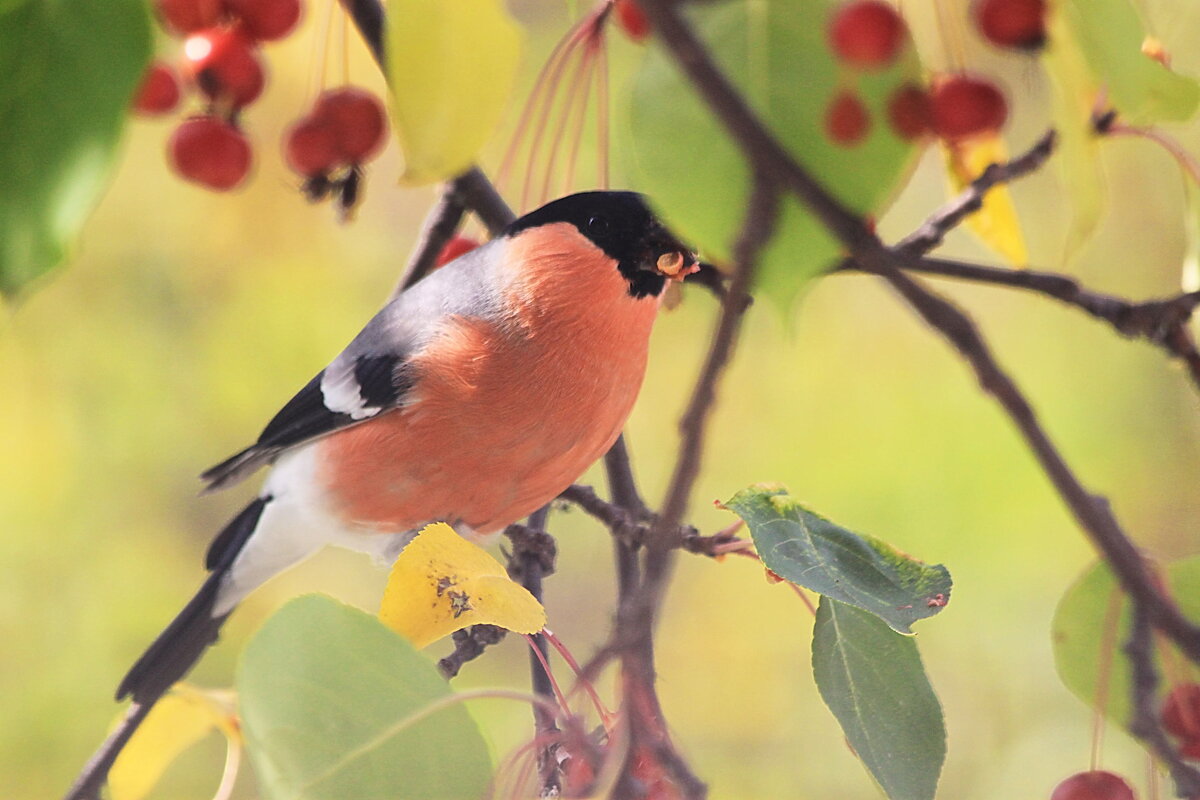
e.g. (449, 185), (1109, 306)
(587, 215), (610, 236)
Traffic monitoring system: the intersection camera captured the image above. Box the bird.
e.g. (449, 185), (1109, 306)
(112, 189), (698, 720)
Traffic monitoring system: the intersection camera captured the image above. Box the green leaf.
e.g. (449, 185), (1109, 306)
(238, 595), (492, 800)
(726, 484), (951, 633)
(812, 597), (946, 800)
(0, 0), (152, 297)
(385, 0), (522, 184)
(1060, 0), (1199, 123)
(1052, 556), (1200, 731)
(627, 0), (922, 310)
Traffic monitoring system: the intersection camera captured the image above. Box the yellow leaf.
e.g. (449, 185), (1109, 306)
(942, 135), (1028, 267)
(379, 522), (547, 649)
(385, 0), (522, 184)
(109, 685), (239, 800)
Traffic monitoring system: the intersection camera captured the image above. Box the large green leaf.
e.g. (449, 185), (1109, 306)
(1052, 556), (1200, 731)
(0, 0), (152, 297)
(812, 597), (946, 800)
(627, 0), (922, 309)
(1059, 0), (1199, 124)
(386, 0), (522, 184)
(238, 595), (492, 800)
(726, 484), (951, 633)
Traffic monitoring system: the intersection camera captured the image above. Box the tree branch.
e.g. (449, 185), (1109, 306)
(891, 257), (1200, 391)
(437, 624), (508, 679)
(653, 180), (779, 550)
(506, 507), (562, 797)
(389, 185), (467, 300)
(893, 130), (1056, 256)
(642, 0), (1200, 748)
(608, 178), (780, 800)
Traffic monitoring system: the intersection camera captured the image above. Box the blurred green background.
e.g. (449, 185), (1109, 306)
(5, 2), (1200, 798)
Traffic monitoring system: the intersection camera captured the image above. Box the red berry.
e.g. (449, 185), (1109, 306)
(614, 0), (651, 42)
(1050, 771), (1136, 800)
(314, 87), (387, 163)
(1162, 684), (1200, 741)
(182, 27), (265, 108)
(284, 115), (339, 177)
(224, 0), (302, 41)
(169, 116), (252, 190)
(886, 83), (931, 140)
(829, 1), (907, 69)
(133, 62), (182, 116)
(824, 89), (871, 147)
(434, 236), (481, 268)
(974, 0), (1047, 51)
(1181, 739), (1200, 761)
(156, 0), (224, 34)
(929, 74), (1007, 141)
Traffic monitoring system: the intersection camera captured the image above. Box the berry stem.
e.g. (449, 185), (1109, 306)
(596, 33), (610, 189)
(1091, 586), (1124, 772)
(541, 30), (596, 204)
(931, 0), (967, 72)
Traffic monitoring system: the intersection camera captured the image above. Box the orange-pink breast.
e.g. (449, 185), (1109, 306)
(315, 223), (660, 534)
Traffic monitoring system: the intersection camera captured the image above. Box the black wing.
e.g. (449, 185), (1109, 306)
(200, 353), (412, 491)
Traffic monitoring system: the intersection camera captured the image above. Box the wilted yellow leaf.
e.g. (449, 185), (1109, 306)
(386, 0), (522, 184)
(380, 522), (547, 648)
(942, 135), (1028, 267)
(109, 685), (239, 800)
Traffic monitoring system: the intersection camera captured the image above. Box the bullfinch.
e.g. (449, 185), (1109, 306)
(114, 190), (697, 715)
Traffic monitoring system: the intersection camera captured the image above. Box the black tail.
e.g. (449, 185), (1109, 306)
(67, 497), (269, 800)
(117, 496), (268, 702)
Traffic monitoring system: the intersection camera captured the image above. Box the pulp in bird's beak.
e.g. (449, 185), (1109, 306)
(656, 251), (700, 282)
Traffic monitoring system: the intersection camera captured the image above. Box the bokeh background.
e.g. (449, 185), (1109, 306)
(5, 2), (1200, 798)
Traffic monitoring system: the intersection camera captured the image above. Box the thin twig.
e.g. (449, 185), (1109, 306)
(894, 130), (1056, 256)
(652, 181), (777, 549)
(878, 267), (1200, 666)
(561, 483), (734, 556)
(604, 436), (647, 601)
(389, 186), (467, 300)
(437, 625), (508, 679)
(838, 255), (1200, 392)
(613, 180), (781, 800)
(506, 509), (561, 794)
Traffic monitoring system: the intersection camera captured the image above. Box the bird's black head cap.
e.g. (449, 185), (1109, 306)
(505, 191), (695, 298)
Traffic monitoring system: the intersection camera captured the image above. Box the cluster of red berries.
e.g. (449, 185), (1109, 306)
(132, 0), (388, 213)
(284, 87), (388, 215)
(823, 0), (1046, 149)
(132, 0), (302, 190)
